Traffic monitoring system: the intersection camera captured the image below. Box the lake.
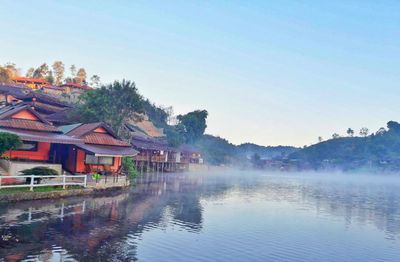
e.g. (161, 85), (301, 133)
(1, 171), (400, 261)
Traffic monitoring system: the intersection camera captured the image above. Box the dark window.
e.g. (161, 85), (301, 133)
(17, 141), (38, 151)
(85, 155), (114, 165)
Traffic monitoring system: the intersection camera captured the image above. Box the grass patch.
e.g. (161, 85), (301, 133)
(0, 185), (84, 194)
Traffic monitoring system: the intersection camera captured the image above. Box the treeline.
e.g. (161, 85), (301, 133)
(289, 121), (400, 171)
(0, 61), (101, 87)
(69, 80), (209, 147)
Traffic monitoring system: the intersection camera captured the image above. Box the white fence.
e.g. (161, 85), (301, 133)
(0, 175), (87, 191)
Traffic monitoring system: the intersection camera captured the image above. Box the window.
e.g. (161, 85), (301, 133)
(17, 141), (38, 151)
(85, 155), (114, 165)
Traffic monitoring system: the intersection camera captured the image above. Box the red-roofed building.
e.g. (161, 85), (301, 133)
(60, 122), (138, 174)
(12, 77), (49, 90)
(0, 104), (84, 179)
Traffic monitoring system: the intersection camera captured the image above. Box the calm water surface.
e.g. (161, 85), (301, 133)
(1, 171), (400, 261)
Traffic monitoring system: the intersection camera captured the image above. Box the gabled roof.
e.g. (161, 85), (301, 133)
(0, 128), (83, 144)
(65, 122), (116, 137)
(62, 122), (131, 147)
(0, 104), (60, 133)
(0, 104), (50, 123)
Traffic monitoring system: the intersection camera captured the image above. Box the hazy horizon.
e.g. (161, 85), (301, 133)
(1, 1), (399, 147)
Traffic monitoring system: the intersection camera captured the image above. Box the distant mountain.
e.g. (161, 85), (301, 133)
(195, 135), (298, 165)
(237, 143), (299, 160)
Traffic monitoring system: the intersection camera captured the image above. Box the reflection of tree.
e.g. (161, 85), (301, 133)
(3, 173), (400, 261)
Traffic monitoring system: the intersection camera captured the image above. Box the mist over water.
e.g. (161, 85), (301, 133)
(1, 171), (400, 261)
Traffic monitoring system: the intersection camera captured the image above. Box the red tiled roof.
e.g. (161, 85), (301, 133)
(60, 82), (93, 90)
(0, 119), (60, 132)
(0, 128), (83, 144)
(66, 123), (105, 137)
(84, 133), (130, 146)
(65, 122), (130, 147)
(13, 77), (48, 84)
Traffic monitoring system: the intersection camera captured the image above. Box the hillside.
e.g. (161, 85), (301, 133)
(289, 121), (400, 171)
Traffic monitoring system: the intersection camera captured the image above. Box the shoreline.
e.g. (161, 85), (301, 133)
(0, 185), (129, 202)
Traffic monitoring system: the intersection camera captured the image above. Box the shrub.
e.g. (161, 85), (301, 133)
(21, 166), (59, 176)
(122, 157), (139, 179)
(21, 166), (59, 184)
(92, 172), (101, 183)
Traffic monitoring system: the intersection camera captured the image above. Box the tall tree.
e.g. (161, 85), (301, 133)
(359, 127), (369, 137)
(3, 63), (19, 78)
(69, 64), (77, 80)
(0, 66), (12, 83)
(90, 74), (101, 88)
(33, 63), (49, 79)
(318, 136), (323, 142)
(46, 71), (55, 84)
(177, 110), (208, 143)
(72, 80), (143, 136)
(346, 128), (354, 137)
(25, 67), (35, 78)
(52, 61), (65, 85)
(75, 68), (87, 85)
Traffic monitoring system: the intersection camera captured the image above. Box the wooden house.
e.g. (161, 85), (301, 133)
(60, 123), (138, 174)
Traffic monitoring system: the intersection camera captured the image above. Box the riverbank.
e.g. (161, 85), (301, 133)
(0, 185), (129, 202)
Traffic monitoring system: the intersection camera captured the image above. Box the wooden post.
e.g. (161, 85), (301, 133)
(83, 175), (87, 188)
(30, 175), (34, 191)
(0, 176), (2, 190)
(63, 175), (66, 189)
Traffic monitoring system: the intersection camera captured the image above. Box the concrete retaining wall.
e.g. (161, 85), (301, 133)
(0, 186), (128, 202)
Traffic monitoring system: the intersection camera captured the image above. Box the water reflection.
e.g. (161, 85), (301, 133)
(0, 172), (400, 261)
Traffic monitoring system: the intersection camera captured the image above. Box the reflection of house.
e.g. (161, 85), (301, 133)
(12, 77), (49, 89)
(60, 122), (138, 174)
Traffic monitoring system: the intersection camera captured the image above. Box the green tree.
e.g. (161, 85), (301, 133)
(0, 132), (22, 155)
(71, 80), (144, 136)
(33, 63), (49, 79)
(332, 133), (340, 139)
(359, 127), (369, 137)
(90, 74), (101, 88)
(346, 128), (354, 137)
(177, 110), (208, 144)
(387, 121), (400, 133)
(46, 71), (55, 84)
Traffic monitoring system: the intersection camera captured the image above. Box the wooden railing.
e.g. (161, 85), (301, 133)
(0, 175), (87, 191)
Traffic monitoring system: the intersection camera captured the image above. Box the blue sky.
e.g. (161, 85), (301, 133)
(1, 1), (399, 146)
